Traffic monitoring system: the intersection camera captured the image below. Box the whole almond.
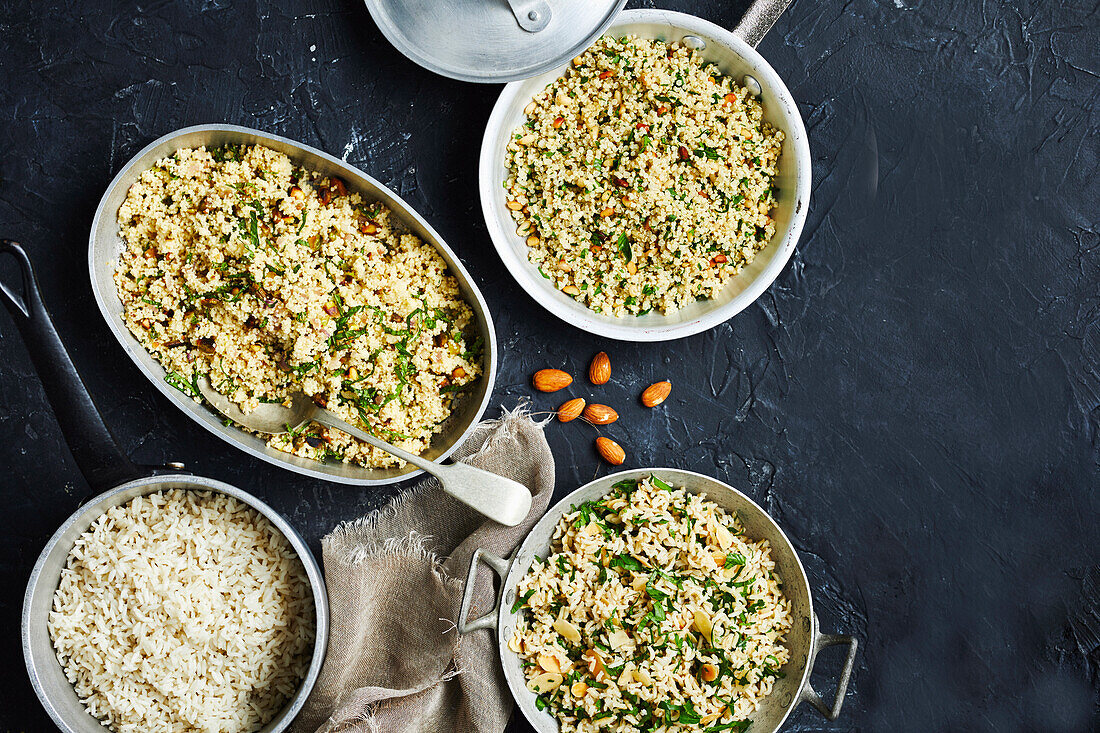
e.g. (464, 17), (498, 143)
(640, 381), (672, 407)
(583, 403), (618, 425)
(595, 437), (625, 465)
(557, 397), (585, 422)
(533, 369), (573, 392)
(588, 352), (611, 385)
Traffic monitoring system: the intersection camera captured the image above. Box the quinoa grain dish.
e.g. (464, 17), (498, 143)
(505, 36), (784, 316)
(115, 145), (482, 468)
(510, 476), (792, 732)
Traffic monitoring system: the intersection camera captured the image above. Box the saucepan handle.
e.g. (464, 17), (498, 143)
(733, 0), (795, 48)
(799, 627), (859, 720)
(0, 240), (143, 491)
(457, 548), (510, 633)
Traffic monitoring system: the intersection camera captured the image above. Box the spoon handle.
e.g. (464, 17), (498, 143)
(314, 409), (532, 526)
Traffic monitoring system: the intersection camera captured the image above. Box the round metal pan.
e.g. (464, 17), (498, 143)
(1, 241), (329, 733)
(457, 468), (858, 732)
(88, 125), (497, 485)
(479, 8), (812, 341)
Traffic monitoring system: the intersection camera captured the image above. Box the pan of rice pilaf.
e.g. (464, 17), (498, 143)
(458, 469), (857, 733)
(88, 124), (497, 485)
(480, 9), (812, 341)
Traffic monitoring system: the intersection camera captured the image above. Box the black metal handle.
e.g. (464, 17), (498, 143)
(0, 240), (142, 491)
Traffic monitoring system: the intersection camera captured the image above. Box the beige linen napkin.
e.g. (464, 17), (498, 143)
(290, 409), (555, 733)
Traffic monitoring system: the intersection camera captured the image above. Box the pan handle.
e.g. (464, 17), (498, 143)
(799, 623), (859, 720)
(733, 0), (795, 48)
(457, 548), (510, 633)
(0, 240), (143, 491)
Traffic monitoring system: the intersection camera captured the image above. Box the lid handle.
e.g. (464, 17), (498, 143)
(505, 0), (551, 33)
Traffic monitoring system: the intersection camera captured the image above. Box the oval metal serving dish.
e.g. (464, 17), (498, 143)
(480, 10), (812, 341)
(23, 476), (329, 733)
(89, 124), (497, 485)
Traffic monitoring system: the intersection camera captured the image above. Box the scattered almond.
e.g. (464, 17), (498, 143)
(692, 609), (713, 642)
(583, 649), (606, 680)
(588, 351), (611, 385)
(533, 369), (572, 392)
(557, 397), (585, 423)
(713, 522), (733, 550)
(596, 437), (625, 465)
(641, 380), (672, 407)
(570, 681), (589, 697)
(583, 403), (618, 425)
(537, 652), (561, 674)
(526, 672), (563, 693)
(553, 618), (582, 644)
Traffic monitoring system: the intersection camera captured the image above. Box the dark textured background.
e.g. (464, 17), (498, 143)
(1, 0), (1098, 730)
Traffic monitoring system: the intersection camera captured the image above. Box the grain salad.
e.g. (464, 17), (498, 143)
(114, 144), (482, 468)
(510, 476), (792, 732)
(48, 490), (315, 733)
(505, 35), (784, 316)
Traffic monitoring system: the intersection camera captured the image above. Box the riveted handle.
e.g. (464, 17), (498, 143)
(505, 0), (551, 33)
(0, 240), (142, 491)
(799, 629), (859, 720)
(733, 0), (795, 48)
(457, 548), (510, 633)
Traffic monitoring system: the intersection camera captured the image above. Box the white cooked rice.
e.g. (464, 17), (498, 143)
(48, 489), (316, 733)
(510, 475), (792, 732)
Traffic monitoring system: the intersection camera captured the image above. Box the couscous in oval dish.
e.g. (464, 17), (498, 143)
(114, 144), (484, 468)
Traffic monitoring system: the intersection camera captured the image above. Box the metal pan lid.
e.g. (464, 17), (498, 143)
(364, 0), (627, 83)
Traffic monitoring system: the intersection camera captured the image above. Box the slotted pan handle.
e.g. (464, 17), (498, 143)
(0, 240), (142, 490)
(799, 624), (859, 719)
(734, 0), (795, 48)
(457, 548), (510, 633)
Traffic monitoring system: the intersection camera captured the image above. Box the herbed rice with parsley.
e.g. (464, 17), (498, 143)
(510, 476), (792, 732)
(505, 35), (783, 317)
(114, 144), (482, 468)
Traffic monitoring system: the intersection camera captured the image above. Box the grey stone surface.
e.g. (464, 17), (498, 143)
(0, 0), (1097, 730)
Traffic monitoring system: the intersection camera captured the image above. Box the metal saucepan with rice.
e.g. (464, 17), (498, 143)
(458, 469), (857, 733)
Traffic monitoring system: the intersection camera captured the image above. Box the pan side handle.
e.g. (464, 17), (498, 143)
(457, 548), (510, 633)
(0, 240), (142, 491)
(733, 0), (795, 48)
(799, 628), (859, 720)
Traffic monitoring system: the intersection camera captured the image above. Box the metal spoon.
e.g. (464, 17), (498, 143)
(196, 378), (532, 526)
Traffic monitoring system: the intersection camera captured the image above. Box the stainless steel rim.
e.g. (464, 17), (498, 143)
(21, 475), (330, 733)
(478, 9), (812, 341)
(89, 124), (498, 485)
